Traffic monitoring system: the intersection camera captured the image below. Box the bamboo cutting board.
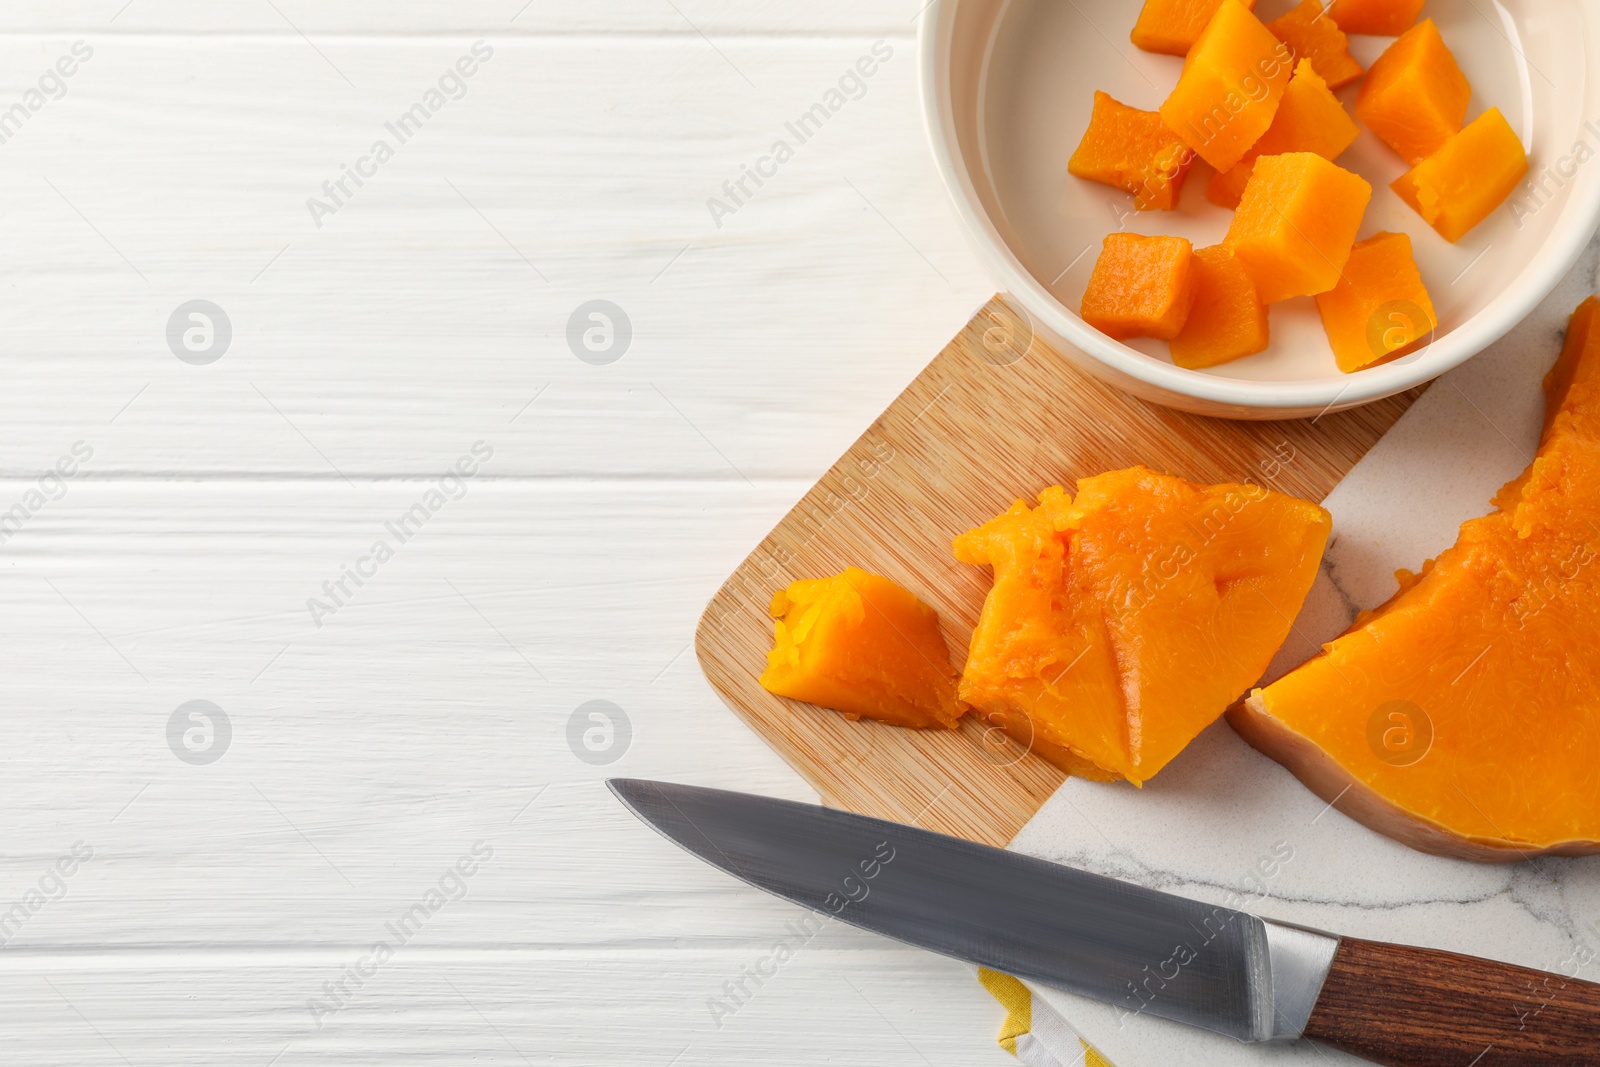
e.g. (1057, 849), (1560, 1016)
(695, 296), (1418, 847)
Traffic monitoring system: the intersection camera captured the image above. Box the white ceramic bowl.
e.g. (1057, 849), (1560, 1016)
(920, 0), (1600, 419)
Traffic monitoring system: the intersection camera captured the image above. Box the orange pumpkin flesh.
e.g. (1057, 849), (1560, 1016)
(1207, 59), (1360, 209)
(1355, 19), (1471, 165)
(759, 566), (964, 730)
(955, 467), (1330, 785)
(1327, 0), (1426, 37)
(1132, 0), (1258, 56)
(1314, 231), (1437, 372)
(1231, 297), (1600, 860)
(1080, 233), (1198, 340)
(1068, 91), (1196, 211)
(1267, 0), (1363, 90)
(1391, 107), (1529, 243)
(1224, 152), (1372, 303)
(1171, 244), (1269, 368)
(1159, 0), (1294, 172)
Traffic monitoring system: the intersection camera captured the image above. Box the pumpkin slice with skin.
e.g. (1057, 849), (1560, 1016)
(759, 566), (965, 730)
(1230, 296), (1600, 860)
(956, 467), (1330, 785)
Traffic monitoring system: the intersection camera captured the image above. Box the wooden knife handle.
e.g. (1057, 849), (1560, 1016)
(1302, 937), (1600, 1066)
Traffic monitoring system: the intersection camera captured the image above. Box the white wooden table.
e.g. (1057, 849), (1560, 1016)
(0, 1), (1019, 1063)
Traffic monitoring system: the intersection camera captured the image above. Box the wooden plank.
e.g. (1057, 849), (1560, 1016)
(0, 1), (917, 35)
(0, 35), (985, 480)
(697, 296), (1419, 847)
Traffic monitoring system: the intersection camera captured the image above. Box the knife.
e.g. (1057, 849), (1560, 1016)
(609, 778), (1600, 1067)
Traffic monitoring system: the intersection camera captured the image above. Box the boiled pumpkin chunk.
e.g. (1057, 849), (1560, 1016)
(1207, 59), (1360, 209)
(955, 468), (1330, 784)
(1171, 244), (1269, 368)
(1069, 91), (1196, 211)
(1355, 19), (1471, 165)
(1080, 233), (1198, 340)
(1231, 296), (1600, 860)
(1327, 0), (1425, 37)
(1314, 231), (1437, 372)
(1267, 0), (1363, 91)
(1224, 152), (1372, 303)
(1132, 0), (1257, 56)
(759, 567), (965, 730)
(1159, 0), (1294, 172)
(1391, 108), (1529, 242)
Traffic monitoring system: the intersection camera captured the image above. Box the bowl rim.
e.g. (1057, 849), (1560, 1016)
(917, 0), (1600, 414)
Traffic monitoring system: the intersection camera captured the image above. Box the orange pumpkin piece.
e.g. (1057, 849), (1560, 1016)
(1159, 0), (1294, 172)
(1391, 107), (1529, 243)
(759, 566), (964, 730)
(1231, 296), (1600, 860)
(1224, 152), (1372, 303)
(1355, 19), (1471, 165)
(1068, 91), (1196, 211)
(1314, 231), (1437, 372)
(1326, 0), (1425, 37)
(955, 467), (1330, 784)
(1080, 233), (1198, 340)
(1131, 0), (1256, 56)
(1267, 0), (1363, 90)
(1170, 244), (1269, 368)
(1207, 59), (1360, 208)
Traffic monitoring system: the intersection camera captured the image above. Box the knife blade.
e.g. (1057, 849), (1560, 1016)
(610, 778), (1600, 1067)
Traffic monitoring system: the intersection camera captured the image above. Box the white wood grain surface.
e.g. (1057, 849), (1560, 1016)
(0, 2), (1012, 1063)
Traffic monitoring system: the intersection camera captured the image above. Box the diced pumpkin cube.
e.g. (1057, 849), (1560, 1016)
(1314, 231), (1437, 372)
(1327, 0), (1426, 37)
(1081, 233), (1199, 340)
(1159, 0), (1295, 172)
(1268, 0), (1363, 90)
(1131, 0), (1256, 56)
(758, 566), (965, 730)
(1069, 91), (1196, 211)
(1224, 152), (1372, 303)
(1171, 245), (1269, 368)
(1207, 59), (1360, 208)
(1355, 19), (1471, 164)
(1391, 108), (1528, 242)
